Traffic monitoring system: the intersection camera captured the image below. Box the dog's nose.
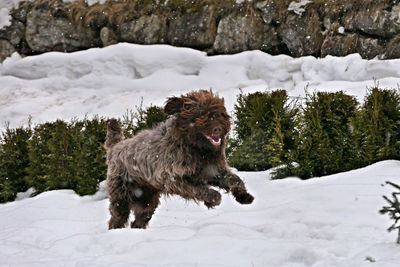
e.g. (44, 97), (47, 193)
(213, 126), (222, 136)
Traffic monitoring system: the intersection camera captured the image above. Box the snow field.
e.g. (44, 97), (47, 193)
(0, 161), (399, 266)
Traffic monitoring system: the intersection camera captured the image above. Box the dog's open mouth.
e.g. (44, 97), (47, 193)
(205, 135), (221, 147)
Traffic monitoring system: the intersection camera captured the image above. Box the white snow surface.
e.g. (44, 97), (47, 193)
(0, 7), (11, 29)
(2, 43), (400, 131)
(0, 161), (399, 266)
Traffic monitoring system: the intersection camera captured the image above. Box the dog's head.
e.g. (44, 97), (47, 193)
(164, 90), (231, 151)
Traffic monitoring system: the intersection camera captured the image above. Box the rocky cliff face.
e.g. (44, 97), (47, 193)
(1, 0), (400, 62)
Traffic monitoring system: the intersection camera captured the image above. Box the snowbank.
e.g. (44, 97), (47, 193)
(2, 43), (400, 131)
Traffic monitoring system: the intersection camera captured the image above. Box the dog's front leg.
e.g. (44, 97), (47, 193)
(211, 170), (254, 205)
(167, 178), (222, 209)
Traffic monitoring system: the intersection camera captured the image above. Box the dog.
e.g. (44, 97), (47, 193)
(105, 90), (254, 229)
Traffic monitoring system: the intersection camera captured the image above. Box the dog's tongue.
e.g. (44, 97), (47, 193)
(205, 135), (221, 147)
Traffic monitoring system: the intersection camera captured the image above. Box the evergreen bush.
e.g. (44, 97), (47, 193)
(380, 181), (400, 244)
(274, 91), (359, 179)
(122, 103), (168, 137)
(0, 104), (167, 202)
(25, 118), (108, 195)
(73, 117), (108, 196)
(0, 125), (32, 203)
(228, 90), (299, 171)
(2, 88), (400, 203)
(353, 87), (400, 165)
(25, 122), (56, 193)
(26, 121), (76, 192)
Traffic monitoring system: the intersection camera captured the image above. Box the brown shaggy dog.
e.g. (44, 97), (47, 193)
(105, 90), (254, 229)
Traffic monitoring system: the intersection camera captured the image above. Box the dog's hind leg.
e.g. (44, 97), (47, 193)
(107, 175), (131, 229)
(130, 185), (161, 229)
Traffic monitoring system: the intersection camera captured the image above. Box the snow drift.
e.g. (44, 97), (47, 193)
(2, 43), (400, 131)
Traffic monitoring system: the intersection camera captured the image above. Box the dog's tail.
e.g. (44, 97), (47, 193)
(105, 118), (124, 150)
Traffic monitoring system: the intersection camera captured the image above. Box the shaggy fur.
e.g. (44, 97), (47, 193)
(105, 90), (254, 229)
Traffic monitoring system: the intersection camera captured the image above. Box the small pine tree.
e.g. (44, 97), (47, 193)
(26, 122), (56, 192)
(73, 117), (108, 195)
(43, 120), (77, 190)
(228, 90), (299, 171)
(354, 87), (400, 165)
(275, 91), (359, 179)
(0, 125), (32, 202)
(122, 103), (168, 137)
(380, 181), (400, 244)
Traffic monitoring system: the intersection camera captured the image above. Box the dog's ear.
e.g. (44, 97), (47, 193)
(164, 97), (185, 115)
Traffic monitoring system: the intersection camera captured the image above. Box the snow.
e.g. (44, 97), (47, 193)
(288, 0), (313, 16)
(1, 42), (400, 266)
(0, 161), (399, 266)
(0, 7), (11, 29)
(2, 44), (400, 131)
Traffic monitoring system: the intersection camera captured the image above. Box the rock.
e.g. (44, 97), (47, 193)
(2, 0), (400, 59)
(356, 37), (384, 59)
(0, 39), (16, 62)
(321, 34), (384, 59)
(255, 0), (281, 25)
(120, 14), (167, 44)
(0, 19), (25, 47)
(213, 8), (279, 54)
(100, 27), (118, 47)
(344, 4), (400, 38)
(278, 9), (323, 57)
(321, 34), (358, 57)
(167, 6), (217, 49)
(385, 35), (400, 59)
(10, 1), (33, 23)
(25, 1), (99, 53)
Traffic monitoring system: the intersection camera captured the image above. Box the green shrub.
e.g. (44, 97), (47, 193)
(353, 87), (400, 164)
(5, 104), (167, 201)
(0, 125), (32, 203)
(274, 91), (359, 179)
(26, 121), (76, 192)
(25, 118), (108, 196)
(25, 122), (55, 193)
(380, 181), (400, 244)
(73, 117), (108, 196)
(122, 103), (168, 137)
(228, 90), (299, 171)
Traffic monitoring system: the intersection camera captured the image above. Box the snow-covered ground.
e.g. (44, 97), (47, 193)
(0, 161), (399, 266)
(1, 43), (400, 266)
(2, 43), (400, 131)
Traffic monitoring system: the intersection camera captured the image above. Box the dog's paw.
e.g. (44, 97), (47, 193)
(204, 190), (222, 209)
(234, 191), (254, 205)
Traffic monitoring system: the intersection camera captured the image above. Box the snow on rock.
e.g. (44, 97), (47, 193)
(0, 7), (11, 29)
(288, 0), (313, 16)
(2, 43), (400, 131)
(15, 187), (36, 201)
(0, 160), (399, 266)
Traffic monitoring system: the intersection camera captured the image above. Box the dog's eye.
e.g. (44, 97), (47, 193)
(211, 114), (220, 120)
